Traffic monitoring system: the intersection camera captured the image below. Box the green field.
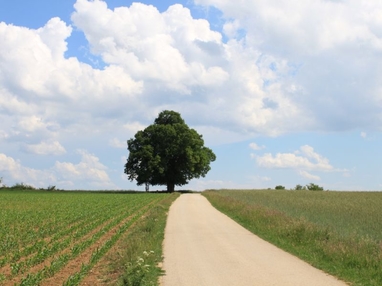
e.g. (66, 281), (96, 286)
(203, 189), (382, 286)
(0, 189), (178, 285)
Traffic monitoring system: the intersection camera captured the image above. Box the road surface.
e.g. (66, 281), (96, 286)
(160, 194), (348, 286)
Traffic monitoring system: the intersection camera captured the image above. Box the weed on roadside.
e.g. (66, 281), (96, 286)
(203, 189), (382, 286)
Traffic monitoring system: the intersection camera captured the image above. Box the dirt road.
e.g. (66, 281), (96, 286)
(160, 194), (348, 286)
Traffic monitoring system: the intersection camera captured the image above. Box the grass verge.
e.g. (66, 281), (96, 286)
(105, 192), (180, 286)
(203, 190), (382, 286)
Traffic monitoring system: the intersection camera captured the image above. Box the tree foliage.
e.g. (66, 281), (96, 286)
(124, 110), (216, 192)
(295, 183), (324, 191)
(306, 183), (324, 191)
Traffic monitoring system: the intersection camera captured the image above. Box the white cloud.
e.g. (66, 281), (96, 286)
(252, 145), (351, 184)
(1, 0), (381, 148)
(0, 151), (115, 189)
(254, 145), (333, 171)
(194, 0), (382, 133)
(0, 0), (381, 190)
(18, 116), (48, 133)
(69, 0), (307, 136)
(196, 0), (382, 53)
(223, 19), (241, 38)
(71, 1), (228, 93)
(0, 17), (142, 142)
(299, 170), (320, 181)
(37, 17), (72, 59)
(54, 150), (110, 183)
(109, 138), (126, 149)
(249, 142), (265, 151)
(0, 153), (56, 186)
(5, 0), (376, 149)
(0, 153), (19, 173)
(123, 121), (146, 134)
(24, 140), (66, 155)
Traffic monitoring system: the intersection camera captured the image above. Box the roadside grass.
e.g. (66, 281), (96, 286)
(107, 192), (180, 286)
(203, 189), (382, 286)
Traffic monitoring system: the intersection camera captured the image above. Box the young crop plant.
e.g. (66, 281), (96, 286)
(0, 190), (175, 285)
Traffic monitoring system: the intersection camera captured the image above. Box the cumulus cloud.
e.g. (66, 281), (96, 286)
(109, 138), (126, 149)
(1, 0), (381, 189)
(1, 0), (347, 150)
(71, 1), (228, 93)
(0, 153), (56, 186)
(23, 140), (66, 155)
(123, 121), (147, 135)
(0, 151), (115, 189)
(194, 0), (382, 132)
(0, 153), (19, 173)
(70, 0), (306, 136)
(54, 150), (110, 183)
(254, 145), (333, 171)
(249, 142), (265, 151)
(1, 0), (381, 143)
(18, 116), (50, 133)
(299, 170), (320, 181)
(0, 16), (142, 144)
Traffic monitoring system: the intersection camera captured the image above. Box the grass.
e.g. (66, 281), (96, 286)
(203, 189), (382, 286)
(0, 188), (179, 285)
(112, 193), (180, 285)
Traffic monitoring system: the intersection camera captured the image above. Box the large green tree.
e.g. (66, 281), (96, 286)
(124, 110), (216, 192)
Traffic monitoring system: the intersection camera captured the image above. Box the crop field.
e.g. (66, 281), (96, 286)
(0, 189), (175, 285)
(203, 189), (382, 286)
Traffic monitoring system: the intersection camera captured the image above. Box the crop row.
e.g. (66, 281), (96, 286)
(0, 190), (168, 285)
(0, 192), (149, 256)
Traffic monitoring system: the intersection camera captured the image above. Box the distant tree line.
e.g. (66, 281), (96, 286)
(274, 183), (324, 191)
(0, 178), (56, 191)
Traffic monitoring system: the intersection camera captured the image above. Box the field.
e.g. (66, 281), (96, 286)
(203, 189), (382, 286)
(0, 189), (179, 285)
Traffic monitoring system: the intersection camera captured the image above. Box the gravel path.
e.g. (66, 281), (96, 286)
(160, 194), (348, 286)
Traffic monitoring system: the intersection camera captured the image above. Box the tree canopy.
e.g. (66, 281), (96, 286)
(124, 110), (216, 192)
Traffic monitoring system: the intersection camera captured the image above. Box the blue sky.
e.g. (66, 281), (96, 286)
(0, 0), (381, 191)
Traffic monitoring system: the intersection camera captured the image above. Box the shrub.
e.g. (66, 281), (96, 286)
(295, 184), (306, 190)
(275, 185), (286, 190)
(47, 185), (56, 191)
(10, 182), (36, 190)
(306, 183), (324, 191)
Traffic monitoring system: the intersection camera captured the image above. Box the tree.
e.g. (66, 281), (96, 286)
(124, 110), (216, 192)
(295, 184), (305, 190)
(275, 185), (285, 190)
(306, 183), (324, 191)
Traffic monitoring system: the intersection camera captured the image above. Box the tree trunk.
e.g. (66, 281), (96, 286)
(167, 182), (175, 193)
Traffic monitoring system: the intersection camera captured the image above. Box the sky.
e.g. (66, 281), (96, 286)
(0, 0), (381, 191)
